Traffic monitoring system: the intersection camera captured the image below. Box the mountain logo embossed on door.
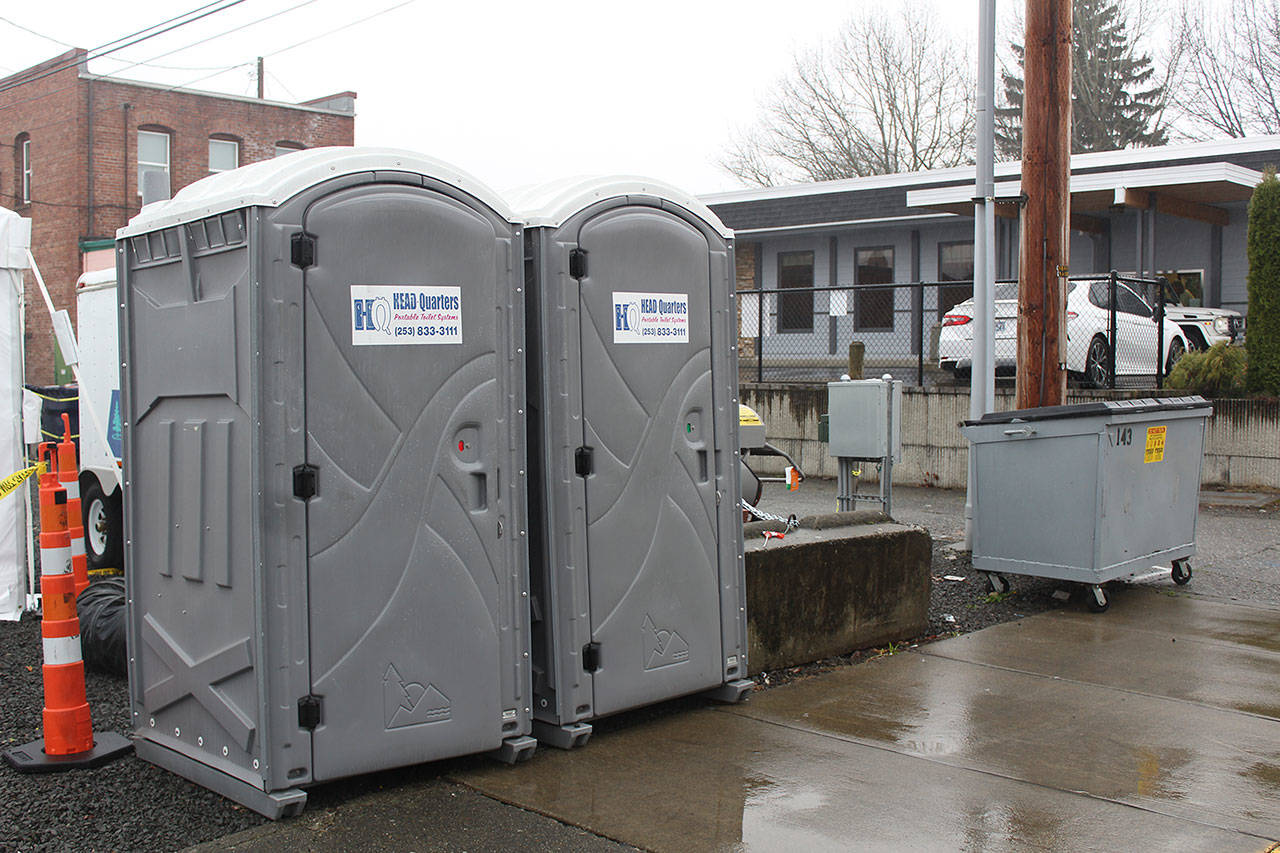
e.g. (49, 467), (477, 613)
(642, 614), (689, 670)
(383, 664), (451, 729)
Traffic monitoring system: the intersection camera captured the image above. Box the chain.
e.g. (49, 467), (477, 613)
(740, 499), (799, 532)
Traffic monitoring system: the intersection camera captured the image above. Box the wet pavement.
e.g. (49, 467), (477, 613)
(456, 587), (1278, 852)
(183, 486), (1280, 852)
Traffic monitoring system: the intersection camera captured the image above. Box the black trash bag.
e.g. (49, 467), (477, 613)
(77, 577), (128, 676)
(25, 384), (79, 448)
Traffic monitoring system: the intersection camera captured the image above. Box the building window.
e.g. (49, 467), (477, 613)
(938, 241), (974, 316)
(777, 251), (814, 332)
(855, 246), (895, 330)
(208, 138), (239, 174)
(14, 133), (31, 205)
(137, 129), (171, 198)
(21, 137), (32, 204)
(274, 142), (304, 157)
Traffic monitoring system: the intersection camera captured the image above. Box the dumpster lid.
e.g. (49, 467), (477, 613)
(118, 147), (515, 238)
(510, 175), (733, 238)
(964, 396), (1211, 426)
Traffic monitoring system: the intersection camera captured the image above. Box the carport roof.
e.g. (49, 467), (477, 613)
(702, 136), (1280, 233)
(905, 162), (1261, 224)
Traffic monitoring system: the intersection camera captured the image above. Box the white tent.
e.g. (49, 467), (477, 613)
(0, 207), (30, 620)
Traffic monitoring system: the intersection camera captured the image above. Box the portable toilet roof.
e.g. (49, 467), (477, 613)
(509, 175), (732, 237)
(119, 146), (516, 237)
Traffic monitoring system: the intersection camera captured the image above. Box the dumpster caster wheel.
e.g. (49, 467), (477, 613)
(1086, 585), (1110, 613)
(1171, 560), (1192, 585)
(985, 573), (1009, 594)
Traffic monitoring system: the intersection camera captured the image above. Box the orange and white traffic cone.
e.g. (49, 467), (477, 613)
(2, 446), (132, 773)
(55, 415), (89, 597)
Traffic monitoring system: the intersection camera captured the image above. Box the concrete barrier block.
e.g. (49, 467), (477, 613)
(744, 520), (931, 674)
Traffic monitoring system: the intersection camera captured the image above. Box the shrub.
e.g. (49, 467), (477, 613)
(1246, 168), (1280, 395)
(1166, 342), (1248, 397)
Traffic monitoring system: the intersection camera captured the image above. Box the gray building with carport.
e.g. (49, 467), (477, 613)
(702, 137), (1276, 368)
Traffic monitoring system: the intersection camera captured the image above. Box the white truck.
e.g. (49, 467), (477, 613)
(75, 267), (123, 572)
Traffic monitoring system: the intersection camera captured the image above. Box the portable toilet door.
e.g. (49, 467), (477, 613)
(520, 177), (750, 748)
(117, 148), (533, 818)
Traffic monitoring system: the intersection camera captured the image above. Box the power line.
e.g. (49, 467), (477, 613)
(0, 0), (320, 119)
(262, 0), (415, 59)
(0, 1), (246, 96)
(0, 15), (76, 49)
(0, 13), (251, 72)
(265, 70), (298, 103)
(0, 0), (400, 150)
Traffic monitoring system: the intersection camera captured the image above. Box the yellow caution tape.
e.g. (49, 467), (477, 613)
(0, 461), (46, 501)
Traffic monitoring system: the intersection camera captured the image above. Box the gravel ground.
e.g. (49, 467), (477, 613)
(0, 610), (266, 852)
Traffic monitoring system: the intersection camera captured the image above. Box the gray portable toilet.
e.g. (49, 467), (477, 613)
(518, 177), (751, 748)
(117, 148), (534, 818)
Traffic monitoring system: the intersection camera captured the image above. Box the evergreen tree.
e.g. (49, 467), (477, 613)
(1246, 169), (1280, 396)
(996, 0), (1168, 158)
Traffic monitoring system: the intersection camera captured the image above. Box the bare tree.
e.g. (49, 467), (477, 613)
(1177, 0), (1280, 136)
(721, 4), (975, 186)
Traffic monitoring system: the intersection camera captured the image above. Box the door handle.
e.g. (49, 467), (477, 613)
(469, 472), (488, 511)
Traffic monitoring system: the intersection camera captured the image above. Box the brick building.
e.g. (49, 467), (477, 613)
(1, 48), (356, 382)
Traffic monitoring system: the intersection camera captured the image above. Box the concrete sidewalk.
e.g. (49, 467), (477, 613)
(457, 588), (1278, 851)
(197, 588), (1280, 852)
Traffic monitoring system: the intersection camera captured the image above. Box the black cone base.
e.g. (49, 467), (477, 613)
(3, 731), (133, 773)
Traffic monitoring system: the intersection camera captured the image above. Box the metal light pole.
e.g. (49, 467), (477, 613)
(965, 0), (998, 550)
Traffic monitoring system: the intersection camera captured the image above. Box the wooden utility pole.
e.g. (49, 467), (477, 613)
(1016, 0), (1072, 408)
(257, 57), (265, 100)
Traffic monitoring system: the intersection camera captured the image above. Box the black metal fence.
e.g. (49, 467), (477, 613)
(735, 272), (1184, 389)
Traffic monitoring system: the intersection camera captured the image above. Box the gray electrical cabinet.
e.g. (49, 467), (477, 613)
(118, 148), (534, 818)
(519, 177), (751, 748)
(961, 397), (1213, 611)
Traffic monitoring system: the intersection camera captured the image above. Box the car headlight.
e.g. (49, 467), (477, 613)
(1213, 316), (1231, 334)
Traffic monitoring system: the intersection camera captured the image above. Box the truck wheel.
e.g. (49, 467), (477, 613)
(83, 479), (123, 573)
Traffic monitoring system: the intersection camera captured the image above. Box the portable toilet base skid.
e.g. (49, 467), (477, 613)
(118, 149), (534, 818)
(518, 177), (752, 749)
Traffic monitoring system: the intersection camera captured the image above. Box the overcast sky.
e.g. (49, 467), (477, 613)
(2, 0), (1202, 197)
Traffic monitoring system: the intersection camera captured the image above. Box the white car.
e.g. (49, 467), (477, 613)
(1160, 302), (1245, 350)
(939, 280), (1188, 387)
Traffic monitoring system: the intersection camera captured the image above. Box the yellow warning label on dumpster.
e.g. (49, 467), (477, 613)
(1144, 425), (1167, 463)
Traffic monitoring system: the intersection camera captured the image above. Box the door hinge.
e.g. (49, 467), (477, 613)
(574, 446), (593, 477)
(291, 232), (316, 269)
(582, 642), (602, 673)
(569, 247), (587, 280)
(293, 464), (318, 500)
(297, 695), (323, 730)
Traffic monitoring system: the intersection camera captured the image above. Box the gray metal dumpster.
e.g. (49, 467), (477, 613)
(117, 148), (534, 818)
(518, 177), (751, 749)
(961, 397), (1213, 611)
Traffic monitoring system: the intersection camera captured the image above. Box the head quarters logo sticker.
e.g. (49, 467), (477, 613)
(351, 285), (462, 346)
(612, 291), (689, 344)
